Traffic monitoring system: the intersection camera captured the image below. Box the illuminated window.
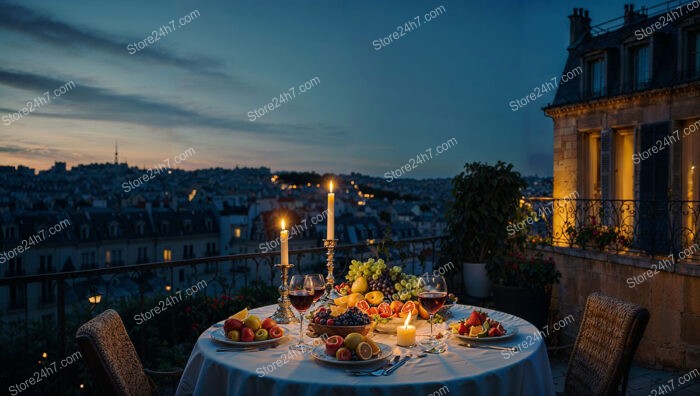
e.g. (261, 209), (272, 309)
(105, 250), (111, 266)
(234, 228), (241, 238)
(163, 249), (172, 262)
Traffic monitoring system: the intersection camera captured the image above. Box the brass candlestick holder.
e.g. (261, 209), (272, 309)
(270, 262), (299, 324)
(320, 239), (340, 303)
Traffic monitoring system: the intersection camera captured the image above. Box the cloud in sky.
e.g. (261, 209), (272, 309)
(0, 2), (237, 81)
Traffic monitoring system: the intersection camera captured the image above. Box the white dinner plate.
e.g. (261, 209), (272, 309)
(311, 342), (393, 366)
(452, 326), (519, 342)
(210, 328), (288, 347)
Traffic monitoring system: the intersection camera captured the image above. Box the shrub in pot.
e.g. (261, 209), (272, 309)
(445, 161), (526, 298)
(486, 251), (561, 329)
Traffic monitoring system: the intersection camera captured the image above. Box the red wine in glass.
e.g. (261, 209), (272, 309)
(313, 287), (325, 302)
(289, 290), (314, 312)
(418, 292), (447, 315)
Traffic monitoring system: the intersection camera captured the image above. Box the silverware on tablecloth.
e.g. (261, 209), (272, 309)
(345, 355), (400, 376)
(382, 355), (411, 376)
(460, 343), (517, 352)
(216, 346), (270, 352)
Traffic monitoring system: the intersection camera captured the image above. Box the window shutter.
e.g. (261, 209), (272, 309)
(600, 129), (614, 200)
(638, 121), (671, 254)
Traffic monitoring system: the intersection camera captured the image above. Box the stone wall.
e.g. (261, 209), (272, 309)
(533, 246), (700, 370)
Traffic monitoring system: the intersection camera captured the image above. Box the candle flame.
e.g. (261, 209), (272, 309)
(404, 311), (412, 327)
(281, 219), (286, 230)
(329, 180), (334, 192)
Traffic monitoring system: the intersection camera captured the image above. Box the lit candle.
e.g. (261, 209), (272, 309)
(281, 220), (289, 265)
(327, 181), (335, 240)
(396, 311), (416, 347)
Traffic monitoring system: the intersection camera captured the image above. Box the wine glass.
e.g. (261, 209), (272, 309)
(288, 275), (314, 351)
(308, 274), (326, 305)
(417, 274), (448, 353)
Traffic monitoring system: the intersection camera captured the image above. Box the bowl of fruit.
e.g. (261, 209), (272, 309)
(211, 312), (287, 347)
(311, 332), (392, 365)
(308, 306), (373, 338)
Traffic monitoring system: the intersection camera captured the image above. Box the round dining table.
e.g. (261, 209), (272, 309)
(176, 303), (556, 396)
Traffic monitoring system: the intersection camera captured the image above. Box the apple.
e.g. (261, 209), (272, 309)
(224, 318), (244, 333)
(241, 327), (255, 342)
(335, 347), (352, 361)
(254, 329), (269, 341)
(261, 318), (277, 330)
(227, 330), (240, 341)
(325, 335), (344, 356)
(268, 326), (284, 339)
(243, 315), (262, 331)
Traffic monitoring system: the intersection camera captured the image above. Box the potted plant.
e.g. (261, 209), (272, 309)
(445, 161), (527, 298)
(486, 250), (560, 329)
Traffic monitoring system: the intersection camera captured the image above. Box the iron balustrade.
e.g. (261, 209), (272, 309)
(0, 235), (445, 370)
(522, 198), (700, 258)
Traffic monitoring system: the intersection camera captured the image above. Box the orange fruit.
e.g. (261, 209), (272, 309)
(469, 325), (484, 337)
(399, 301), (418, 318)
(368, 307), (379, 316)
(417, 304), (430, 320)
(365, 338), (381, 355)
(389, 300), (404, 314)
(355, 342), (373, 360)
(355, 300), (371, 313)
(377, 302), (392, 316)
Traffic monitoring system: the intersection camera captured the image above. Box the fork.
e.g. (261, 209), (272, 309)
(345, 355), (400, 376)
(460, 343), (517, 352)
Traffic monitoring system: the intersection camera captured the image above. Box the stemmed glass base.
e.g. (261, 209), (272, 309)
(420, 338), (447, 354)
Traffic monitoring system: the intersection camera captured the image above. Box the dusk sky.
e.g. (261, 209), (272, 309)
(0, 0), (626, 178)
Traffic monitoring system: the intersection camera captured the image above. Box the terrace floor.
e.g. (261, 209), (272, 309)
(550, 354), (700, 395)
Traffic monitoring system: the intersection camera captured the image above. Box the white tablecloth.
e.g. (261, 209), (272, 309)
(176, 304), (555, 396)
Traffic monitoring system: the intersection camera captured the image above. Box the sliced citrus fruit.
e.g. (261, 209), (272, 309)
(347, 293), (365, 308)
(364, 338), (381, 356)
(333, 295), (349, 307)
(330, 305), (347, 317)
(229, 308), (248, 320)
(377, 302), (392, 316)
(355, 300), (371, 313)
(367, 307), (379, 316)
(469, 325), (483, 337)
(399, 301), (418, 318)
(355, 342), (373, 360)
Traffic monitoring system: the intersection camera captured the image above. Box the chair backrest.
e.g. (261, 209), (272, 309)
(564, 292), (650, 396)
(75, 309), (155, 396)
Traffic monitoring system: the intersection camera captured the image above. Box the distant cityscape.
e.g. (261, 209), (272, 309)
(0, 157), (552, 321)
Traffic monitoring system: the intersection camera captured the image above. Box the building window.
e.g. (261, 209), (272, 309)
(81, 252), (96, 269)
(3, 225), (16, 239)
(179, 269), (185, 283)
(183, 244), (194, 258)
(581, 132), (601, 199)
(109, 222), (119, 237)
(80, 225), (90, 239)
(184, 220), (192, 232)
(588, 58), (606, 97)
(234, 227), (242, 238)
(163, 249), (172, 262)
(161, 222), (169, 234)
(105, 250), (111, 266)
(9, 284), (26, 310)
(136, 222), (145, 236)
(137, 247), (148, 262)
(630, 45), (650, 89)
(691, 30), (700, 78)
(205, 218), (213, 232)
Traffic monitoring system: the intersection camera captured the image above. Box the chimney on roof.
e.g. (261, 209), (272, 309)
(624, 3), (647, 25)
(569, 8), (591, 46)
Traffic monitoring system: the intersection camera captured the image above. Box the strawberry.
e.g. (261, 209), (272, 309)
(458, 323), (468, 335)
(488, 327), (499, 337)
(465, 311), (482, 326)
(477, 311), (488, 323)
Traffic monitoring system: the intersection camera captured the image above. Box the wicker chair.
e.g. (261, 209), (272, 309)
(562, 292), (650, 396)
(75, 309), (182, 396)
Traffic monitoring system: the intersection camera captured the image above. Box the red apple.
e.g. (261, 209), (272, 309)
(241, 327), (255, 342)
(261, 318), (277, 330)
(268, 326), (284, 339)
(324, 335), (344, 356)
(224, 318), (244, 333)
(335, 347), (352, 361)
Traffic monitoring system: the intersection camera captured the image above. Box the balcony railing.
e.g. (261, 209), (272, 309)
(523, 198), (700, 258)
(0, 236), (445, 376)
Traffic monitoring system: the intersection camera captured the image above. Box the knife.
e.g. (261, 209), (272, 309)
(383, 355), (411, 376)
